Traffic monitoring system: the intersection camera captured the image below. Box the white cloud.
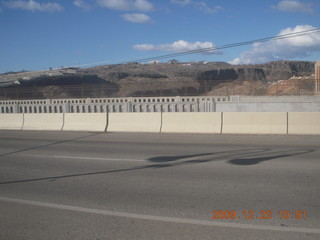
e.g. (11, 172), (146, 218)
(4, 0), (63, 12)
(74, 0), (91, 10)
(122, 13), (151, 23)
(134, 0), (154, 11)
(171, 0), (223, 14)
(273, 0), (313, 13)
(134, 40), (221, 54)
(170, 0), (192, 6)
(230, 25), (320, 65)
(96, 0), (154, 11)
(195, 2), (223, 14)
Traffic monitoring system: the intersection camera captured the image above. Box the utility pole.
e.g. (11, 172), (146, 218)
(316, 60), (320, 94)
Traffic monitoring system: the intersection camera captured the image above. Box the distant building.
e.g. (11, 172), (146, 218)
(148, 60), (160, 64)
(168, 59), (180, 64)
(316, 61), (320, 93)
(60, 68), (77, 74)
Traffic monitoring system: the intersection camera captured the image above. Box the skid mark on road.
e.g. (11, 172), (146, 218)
(19, 153), (145, 162)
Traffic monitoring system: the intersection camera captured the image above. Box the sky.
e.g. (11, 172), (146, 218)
(0, 0), (320, 73)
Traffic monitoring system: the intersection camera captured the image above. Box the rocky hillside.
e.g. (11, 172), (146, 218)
(0, 60), (316, 98)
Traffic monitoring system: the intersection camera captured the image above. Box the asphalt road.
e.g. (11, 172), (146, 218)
(0, 130), (320, 240)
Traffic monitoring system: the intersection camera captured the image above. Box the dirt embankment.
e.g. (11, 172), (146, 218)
(0, 60), (315, 98)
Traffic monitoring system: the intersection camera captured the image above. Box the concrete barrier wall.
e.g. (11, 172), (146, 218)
(0, 114), (23, 130)
(22, 113), (64, 131)
(2, 96), (320, 113)
(107, 113), (161, 133)
(216, 102), (320, 112)
(63, 113), (107, 132)
(222, 112), (288, 134)
(235, 96), (320, 103)
(161, 112), (222, 133)
(288, 112), (320, 135)
(2, 112), (320, 135)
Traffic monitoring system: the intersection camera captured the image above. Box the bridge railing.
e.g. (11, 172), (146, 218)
(0, 96), (224, 114)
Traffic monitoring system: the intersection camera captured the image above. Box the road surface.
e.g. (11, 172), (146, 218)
(0, 130), (320, 239)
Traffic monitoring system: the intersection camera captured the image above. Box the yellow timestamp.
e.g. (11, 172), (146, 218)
(211, 210), (307, 220)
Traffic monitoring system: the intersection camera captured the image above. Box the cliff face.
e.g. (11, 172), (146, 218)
(251, 61), (315, 81)
(197, 69), (238, 82)
(197, 68), (267, 82)
(196, 61), (314, 83)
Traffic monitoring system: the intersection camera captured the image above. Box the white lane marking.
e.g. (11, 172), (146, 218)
(0, 196), (319, 234)
(18, 154), (145, 162)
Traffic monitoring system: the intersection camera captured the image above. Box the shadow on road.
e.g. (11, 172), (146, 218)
(0, 148), (314, 185)
(148, 153), (214, 163)
(227, 149), (313, 165)
(147, 148), (314, 166)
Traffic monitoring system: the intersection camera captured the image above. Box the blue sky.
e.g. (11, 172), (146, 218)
(0, 0), (319, 73)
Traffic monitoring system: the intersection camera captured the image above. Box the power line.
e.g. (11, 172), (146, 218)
(5, 27), (319, 74)
(55, 27), (320, 69)
(123, 27), (320, 64)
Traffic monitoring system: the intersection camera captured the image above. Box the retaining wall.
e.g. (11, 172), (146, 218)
(63, 113), (107, 132)
(0, 112), (319, 135)
(216, 102), (320, 112)
(222, 112), (288, 134)
(0, 114), (23, 130)
(107, 113), (161, 133)
(288, 112), (320, 135)
(22, 113), (64, 131)
(161, 112), (222, 133)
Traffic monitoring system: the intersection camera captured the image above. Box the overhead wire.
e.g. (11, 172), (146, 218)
(123, 27), (320, 64)
(5, 27), (319, 73)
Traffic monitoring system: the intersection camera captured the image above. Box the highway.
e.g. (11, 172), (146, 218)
(0, 130), (320, 239)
